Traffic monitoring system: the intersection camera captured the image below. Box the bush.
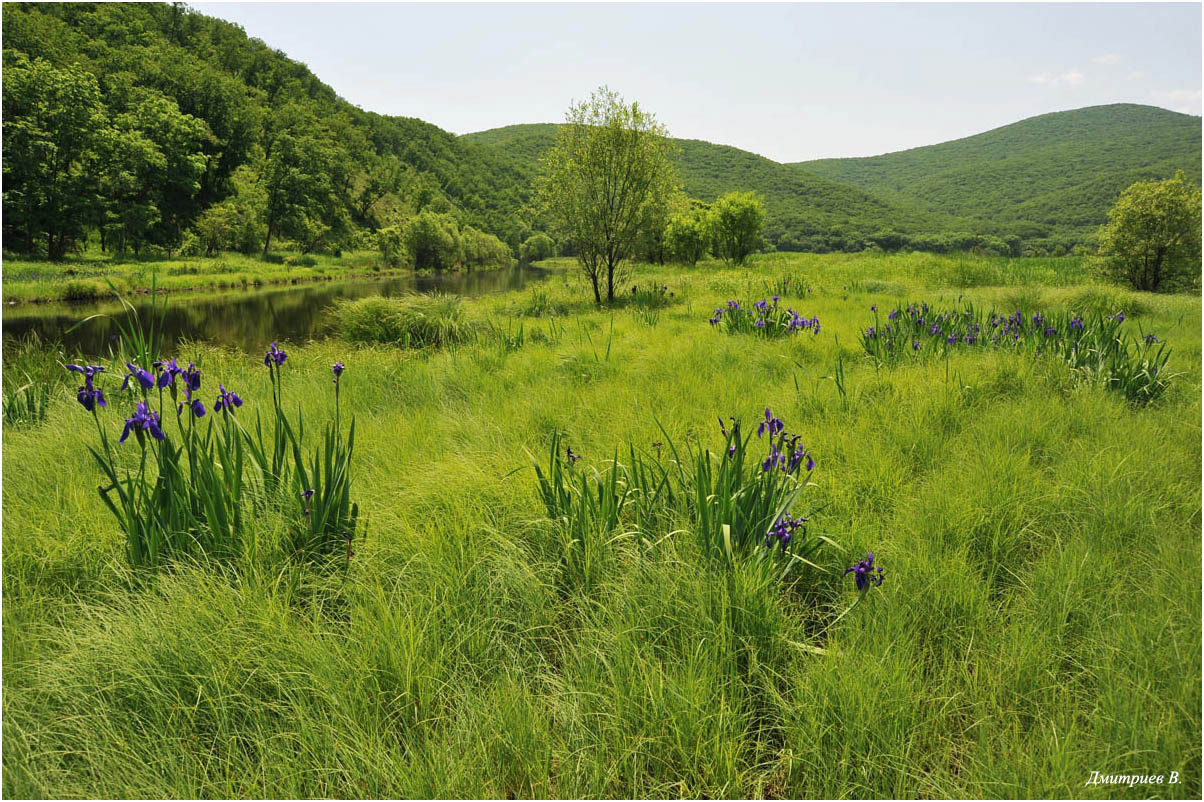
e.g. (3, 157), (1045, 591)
(1097, 170), (1202, 292)
(665, 210), (709, 266)
(519, 233), (556, 263)
(332, 293), (471, 348)
(710, 192), (765, 266)
(62, 279), (108, 301)
(376, 225), (407, 268)
(403, 211), (460, 270)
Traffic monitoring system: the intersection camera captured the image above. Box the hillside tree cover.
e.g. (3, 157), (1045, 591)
(535, 86), (679, 303)
(1097, 171), (1202, 292)
(0, 2), (522, 266)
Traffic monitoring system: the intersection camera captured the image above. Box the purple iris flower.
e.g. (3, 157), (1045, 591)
(866, 326), (876, 339)
(119, 402), (165, 444)
(912, 340), (920, 351)
(177, 386), (205, 418)
(66, 364), (105, 390)
(1070, 316), (1084, 331)
(1144, 333), (1159, 345)
(566, 446), (579, 464)
(757, 408), (784, 439)
(787, 443), (812, 473)
(332, 362), (345, 379)
(755, 318), (766, 329)
(1107, 312), (1125, 322)
(764, 513), (806, 552)
(120, 362), (155, 392)
(77, 385), (107, 412)
(264, 342), (287, 367)
(182, 363), (201, 392)
(153, 358), (182, 389)
(946, 334), (957, 344)
(761, 445), (785, 473)
(301, 489), (315, 502)
(214, 384), (243, 413)
(844, 552), (885, 591)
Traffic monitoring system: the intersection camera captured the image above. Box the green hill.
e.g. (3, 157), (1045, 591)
(794, 104), (1202, 246)
(464, 124), (987, 252)
(2, 2), (532, 256)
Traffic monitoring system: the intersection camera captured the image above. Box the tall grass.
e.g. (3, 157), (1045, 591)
(3, 251), (1199, 798)
(332, 293), (471, 348)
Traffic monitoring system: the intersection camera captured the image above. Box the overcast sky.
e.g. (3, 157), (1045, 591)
(192, 1), (1203, 162)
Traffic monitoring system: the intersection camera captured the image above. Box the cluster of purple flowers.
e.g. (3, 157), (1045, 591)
(68, 346), (305, 443)
(864, 302), (1159, 366)
(709, 297), (820, 336)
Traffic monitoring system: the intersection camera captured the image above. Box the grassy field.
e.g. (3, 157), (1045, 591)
(0, 250), (424, 305)
(2, 251), (1200, 798)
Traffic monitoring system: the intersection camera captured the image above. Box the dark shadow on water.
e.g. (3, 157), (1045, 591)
(3, 264), (559, 356)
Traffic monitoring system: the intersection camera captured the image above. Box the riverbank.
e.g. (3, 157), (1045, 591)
(0, 250), (514, 305)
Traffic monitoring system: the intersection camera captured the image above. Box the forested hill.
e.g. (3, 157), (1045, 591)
(1, 2), (532, 258)
(464, 124), (983, 252)
(795, 104), (1202, 243)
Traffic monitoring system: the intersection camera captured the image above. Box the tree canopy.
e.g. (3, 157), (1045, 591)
(536, 86), (678, 303)
(1097, 171), (1202, 292)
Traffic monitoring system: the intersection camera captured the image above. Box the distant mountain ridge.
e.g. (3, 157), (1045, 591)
(463, 123), (981, 251)
(466, 104), (1200, 252)
(793, 104), (1202, 241)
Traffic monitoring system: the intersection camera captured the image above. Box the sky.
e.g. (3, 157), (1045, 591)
(191, 1), (1203, 163)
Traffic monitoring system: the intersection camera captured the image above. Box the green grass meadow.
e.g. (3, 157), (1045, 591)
(2, 252), (1200, 798)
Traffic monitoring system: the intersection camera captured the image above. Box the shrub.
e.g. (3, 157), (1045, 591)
(709, 192), (765, 266)
(519, 233), (556, 263)
(332, 293), (471, 348)
(62, 279), (107, 301)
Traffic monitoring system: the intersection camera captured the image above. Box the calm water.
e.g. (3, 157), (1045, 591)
(2, 264), (558, 356)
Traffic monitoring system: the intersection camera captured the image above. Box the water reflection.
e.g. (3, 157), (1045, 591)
(3, 263), (558, 356)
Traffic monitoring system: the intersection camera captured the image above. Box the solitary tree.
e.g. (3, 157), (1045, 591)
(536, 86), (678, 303)
(1097, 171), (1202, 292)
(710, 191), (765, 265)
